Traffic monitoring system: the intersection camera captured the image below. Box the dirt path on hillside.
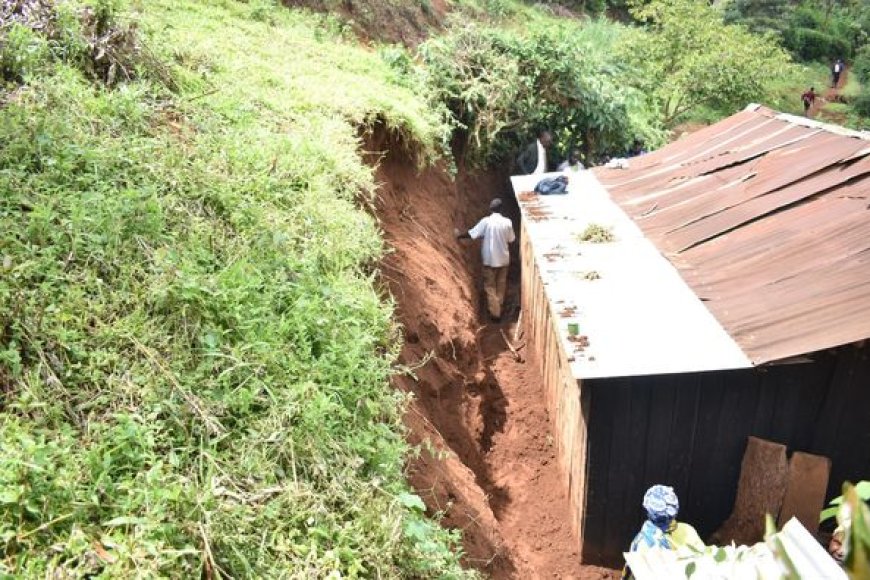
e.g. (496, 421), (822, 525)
(808, 66), (848, 122)
(367, 132), (617, 579)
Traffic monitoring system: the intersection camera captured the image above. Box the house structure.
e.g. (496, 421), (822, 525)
(510, 105), (870, 566)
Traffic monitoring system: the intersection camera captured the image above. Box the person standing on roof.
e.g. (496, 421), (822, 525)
(832, 59), (844, 88)
(455, 198), (516, 322)
(622, 485), (704, 579)
(801, 87), (816, 117)
(516, 130), (553, 175)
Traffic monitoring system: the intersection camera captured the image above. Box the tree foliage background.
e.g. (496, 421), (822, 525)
(625, 0), (791, 125)
(419, 0), (794, 163)
(420, 18), (665, 163)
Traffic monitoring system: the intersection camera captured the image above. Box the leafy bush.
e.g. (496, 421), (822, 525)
(854, 45), (870, 85)
(853, 88), (870, 117)
(789, 4), (822, 29)
(0, 22), (48, 81)
(722, 0), (789, 35)
(479, 0), (517, 18)
(625, 0), (792, 125)
(0, 0), (468, 577)
(420, 18), (664, 164)
(784, 26), (852, 62)
(0, 0), (161, 87)
(539, 0), (606, 16)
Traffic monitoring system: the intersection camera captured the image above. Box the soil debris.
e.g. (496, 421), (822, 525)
(517, 191), (538, 202)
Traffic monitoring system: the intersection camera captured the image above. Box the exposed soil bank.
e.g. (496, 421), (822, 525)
(283, 0), (449, 45)
(366, 132), (618, 579)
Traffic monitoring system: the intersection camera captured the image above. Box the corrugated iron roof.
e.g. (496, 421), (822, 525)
(510, 172), (751, 379)
(595, 106), (870, 364)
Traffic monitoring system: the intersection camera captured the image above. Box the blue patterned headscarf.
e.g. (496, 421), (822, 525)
(642, 485), (679, 529)
(627, 485), (682, 557)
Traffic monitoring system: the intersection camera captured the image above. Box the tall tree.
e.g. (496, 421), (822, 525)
(625, 0), (791, 125)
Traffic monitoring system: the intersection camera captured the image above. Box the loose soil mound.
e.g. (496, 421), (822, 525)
(367, 131), (618, 579)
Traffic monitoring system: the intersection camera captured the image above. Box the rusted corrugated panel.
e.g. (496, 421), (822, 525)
(668, 151), (870, 253)
(593, 109), (870, 364)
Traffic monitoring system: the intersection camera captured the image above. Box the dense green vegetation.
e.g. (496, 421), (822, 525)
(724, 0), (870, 127)
(725, 0), (868, 61)
(626, 0), (790, 125)
(0, 0), (468, 577)
(2, 0), (866, 577)
(420, 18), (664, 163)
(419, 0), (791, 163)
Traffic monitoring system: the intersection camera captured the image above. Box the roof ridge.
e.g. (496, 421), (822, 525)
(745, 103), (870, 141)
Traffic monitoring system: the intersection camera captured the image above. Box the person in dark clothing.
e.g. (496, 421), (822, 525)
(516, 130), (553, 175)
(832, 59), (844, 88)
(801, 87), (816, 116)
(627, 140), (646, 158)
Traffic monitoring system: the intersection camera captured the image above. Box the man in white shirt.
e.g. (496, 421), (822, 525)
(557, 149), (585, 173)
(455, 198), (517, 321)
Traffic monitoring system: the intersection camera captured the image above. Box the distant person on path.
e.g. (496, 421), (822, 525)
(801, 87), (816, 116)
(455, 198), (516, 322)
(622, 485), (704, 579)
(832, 59), (844, 88)
(557, 149), (585, 173)
(516, 130), (553, 175)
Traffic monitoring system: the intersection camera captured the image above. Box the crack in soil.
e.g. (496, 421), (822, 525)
(367, 130), (617, 579)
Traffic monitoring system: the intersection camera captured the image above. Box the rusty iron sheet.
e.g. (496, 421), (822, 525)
(668, 151), (870, 252)
(593, 108), (870, 364)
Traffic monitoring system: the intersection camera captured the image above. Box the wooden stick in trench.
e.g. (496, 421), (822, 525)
(500, 328), (524, 362)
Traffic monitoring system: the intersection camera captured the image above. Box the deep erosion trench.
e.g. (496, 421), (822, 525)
(367, 133), (617, 579)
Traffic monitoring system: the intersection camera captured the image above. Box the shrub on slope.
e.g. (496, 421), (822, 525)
(420, 17), (664, 164)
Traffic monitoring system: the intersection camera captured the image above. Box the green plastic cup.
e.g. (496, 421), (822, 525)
(567, 322), (580, 336)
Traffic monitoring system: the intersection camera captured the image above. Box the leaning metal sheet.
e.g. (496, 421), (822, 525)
(595, 107), (870, 364)
(511, 171), (750, 379)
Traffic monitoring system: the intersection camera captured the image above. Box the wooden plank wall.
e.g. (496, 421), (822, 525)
(582, 344), (870, 566)
(519, 219), (591, 547)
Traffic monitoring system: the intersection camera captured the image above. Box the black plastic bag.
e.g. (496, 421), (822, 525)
(533, 175), (569, 195)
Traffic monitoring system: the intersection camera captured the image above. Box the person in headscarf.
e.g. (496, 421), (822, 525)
(623, 485), (704, 578)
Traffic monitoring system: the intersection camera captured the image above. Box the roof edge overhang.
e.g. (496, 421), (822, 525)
(512, 171), (753, 380)
(746, 103), (870, 140)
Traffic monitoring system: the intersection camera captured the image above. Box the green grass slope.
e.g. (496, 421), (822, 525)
(0, 0), (468, 577)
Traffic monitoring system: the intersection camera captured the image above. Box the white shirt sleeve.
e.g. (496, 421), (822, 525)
(468, 217), (487, 240)
(534, 140), (547, 174)
(507, 224), (516, 243)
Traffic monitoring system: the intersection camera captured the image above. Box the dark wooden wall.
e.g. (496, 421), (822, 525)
(581, 343), (870, 566)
